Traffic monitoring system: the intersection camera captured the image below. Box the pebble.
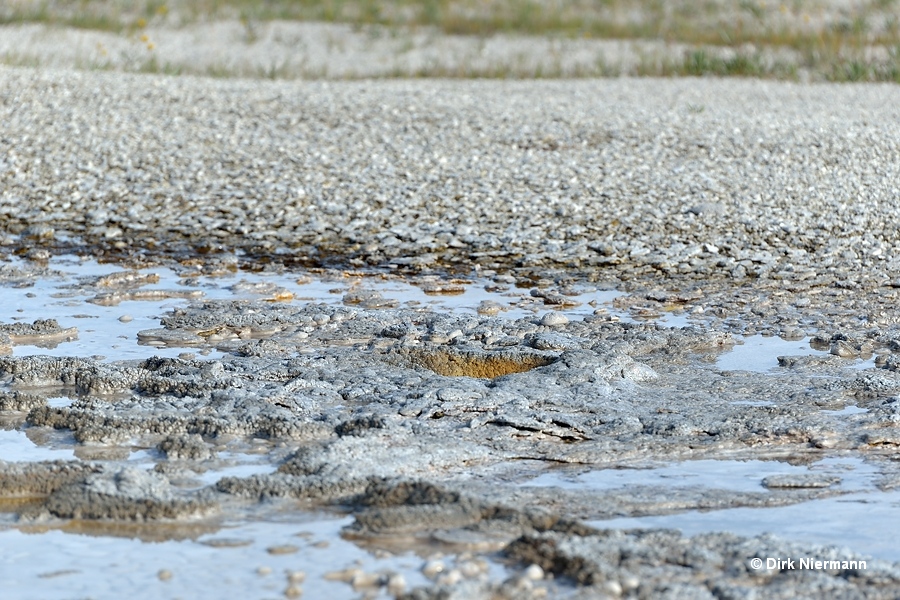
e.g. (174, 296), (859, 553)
(350, 571), (382, 589)
(286, 571), (306, 585)
(458, 559), (488, 578)
(323, 568), (360, 582)
(22, 225), (55, 240)
(762, 474), (841, 489)
(284, 585), (303, 598)
(602, 580), (623, 596)
(523, 564), (545, 580)
(157, 569), (173, 581)
(830, 340), (857, 358)
(437, 569), (463, 586)
(539, 312), (569, 327)
(386, 573), (407, 594)
(118, 315), (133, 323)
(781, 327), (805, 340)
(621, 575), (640, 590)
(477, 300), (503, 316)
(422, 560), (445, 579)
(25, 249), (51, 261)
(266, 544), (299, 555)
(420, 282), (467, 295)
(269, 289), (294, 302)
(199, 538), (253, 548)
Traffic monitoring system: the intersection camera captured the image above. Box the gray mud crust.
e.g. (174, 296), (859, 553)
(3, 298), (900, 596)
(4, 66), (900, 597)
(0, 461), (215, 522)
(505, 530), (900, 600)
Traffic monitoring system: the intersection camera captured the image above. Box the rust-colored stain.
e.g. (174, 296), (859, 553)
(411, 349), (555, 378)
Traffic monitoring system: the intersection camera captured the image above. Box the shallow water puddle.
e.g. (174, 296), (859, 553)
(0, 427), (167, 465)
(0, 254), (638, 362)
(524, 459), (808, 494)
(716, 334), (884, 376)
(192, 454), (279, 486)
(45, 397), (73, 409)
(0, 429), (76, 462)
(554, 457), (897, 560)
(822, 405), (869, 416)
(716, 336), (830, 372)
(522, 457), (878, 495)
(0, 515), (466, 600)
(592, 489), (900, 562)
(850, 356), (878, 370)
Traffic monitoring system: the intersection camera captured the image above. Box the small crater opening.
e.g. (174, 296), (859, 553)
(409, 348), (556, 378)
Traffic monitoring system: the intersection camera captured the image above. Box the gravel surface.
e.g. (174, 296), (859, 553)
(2, 67), (899, 283)
(3, 66), (900, 336)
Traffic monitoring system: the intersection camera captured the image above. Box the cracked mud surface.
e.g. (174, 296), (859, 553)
(2, 68), (900, 598)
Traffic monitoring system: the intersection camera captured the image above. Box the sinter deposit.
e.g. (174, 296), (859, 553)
(2, 67), (900, 598)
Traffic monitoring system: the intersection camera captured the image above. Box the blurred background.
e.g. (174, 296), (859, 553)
(1, 1), (899, 81)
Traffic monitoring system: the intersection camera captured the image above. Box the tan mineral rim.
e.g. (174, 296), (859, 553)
(408, 348), (556, 379)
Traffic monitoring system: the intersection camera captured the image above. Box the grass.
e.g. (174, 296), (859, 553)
(676, 49), (796, 79)
(3, 0), (898, 49)
(0, 51), (42, 69)
(3, 45), (898, 82)
(1, 0), (898, 81)
(824, 46), (900, 82)
(137, 55), (184, 76)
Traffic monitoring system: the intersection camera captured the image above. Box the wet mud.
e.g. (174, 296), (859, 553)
(2, 257), (900, 598)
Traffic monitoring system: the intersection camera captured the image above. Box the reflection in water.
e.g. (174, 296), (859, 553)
(0, 429), (76, 462)
(18, 519), (222, 543)
(0, 515), (441, 599)
(1, 254), (633, 361)
(591, 490), (900, 562)
(522, 457), (878, 495)
(716, 335), (829, 372)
